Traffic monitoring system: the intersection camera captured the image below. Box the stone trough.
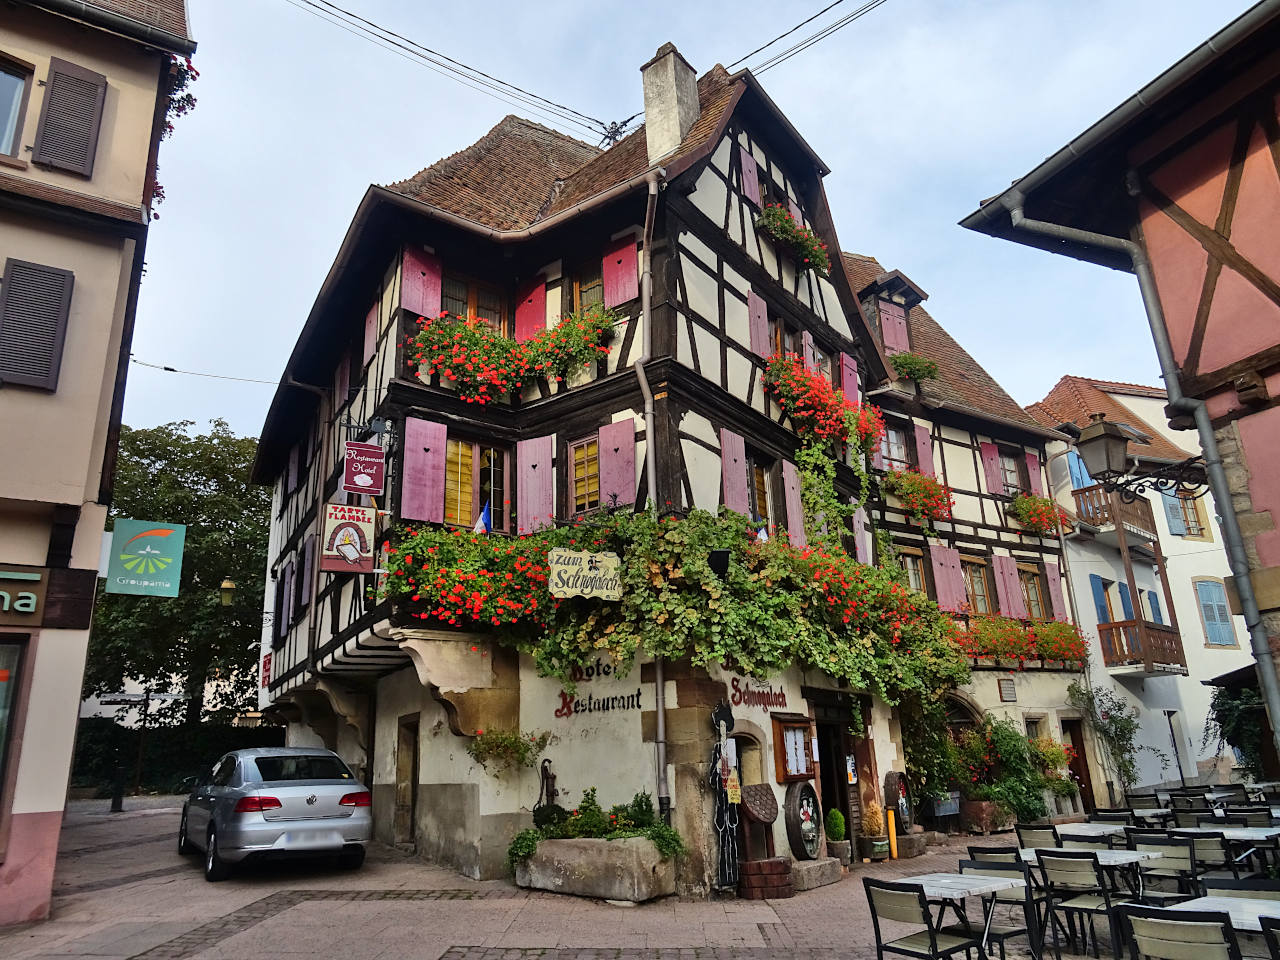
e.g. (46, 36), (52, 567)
(514, 837), (676, 902)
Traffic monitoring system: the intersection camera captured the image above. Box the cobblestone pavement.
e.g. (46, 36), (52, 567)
(0, 799), (1065, 960)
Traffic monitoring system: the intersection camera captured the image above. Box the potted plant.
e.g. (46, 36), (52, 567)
(824, 809), (850, 866)
(857, 800), (890, 861)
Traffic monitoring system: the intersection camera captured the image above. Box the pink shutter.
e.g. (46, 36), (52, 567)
(840, 353), (859, 404)
(979, 442), (1003, 495)
(401, 247), (442, 318)
(401, 418), (447, 523)
(335, 354), (350, 404)
(852, 505), (871, 563)
(800, 331), (816, 371)
(1045, 561), (1067, 622)
(515, 279), (546, 343)
(739, 147), (760, 207)
(598, 419), (636, 507)
(872, 437), (886, 471)
(363, 301), (378, 365)
(880, 300), (909, 355)
(516, 435), (555, 534)
(787, 198), (802, 223)
(720, 429), (749, 515)
(913, 424), (934, 477)
(1025, 451), (1043, 496)
(747, 291), (770, 358)
(929, 545), (965, 613)
(602, 238), (639, 307)
(281, 559), (295, 630)
(286, 445), (299, 494)
(992, 556), (1028, 619)
(299, 535), (315, 609)
(781, 460), (805, 547)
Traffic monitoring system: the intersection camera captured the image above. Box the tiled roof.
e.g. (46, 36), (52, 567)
(1028, 375), (1195, 462)
(386, 66), (740, 231)
(44, 0), (192, 42)
(841, 252), (1048, 434)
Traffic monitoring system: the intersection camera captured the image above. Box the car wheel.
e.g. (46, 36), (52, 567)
(178, 809), (194, 855)
(339, 845), (366, 870)
(204, 826), (231, 882)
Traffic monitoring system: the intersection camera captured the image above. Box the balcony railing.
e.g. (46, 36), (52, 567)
(1097, 619), (1186, 674)
(1072, 484), (1158, 540)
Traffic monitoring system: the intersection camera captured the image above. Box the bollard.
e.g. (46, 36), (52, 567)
(886, 809), (897, 859)
(110, 763), (125, 813)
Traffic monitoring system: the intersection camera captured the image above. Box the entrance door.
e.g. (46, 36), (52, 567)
(395, 715), (419, 845)
(815, 722), (853, 831)
(1061, 718), (1096, 813)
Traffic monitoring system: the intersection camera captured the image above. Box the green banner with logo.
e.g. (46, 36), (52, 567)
(105, 519), (186, 597)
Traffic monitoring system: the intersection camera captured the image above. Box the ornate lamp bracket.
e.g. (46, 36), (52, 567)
(1108, 456), (1209, 504)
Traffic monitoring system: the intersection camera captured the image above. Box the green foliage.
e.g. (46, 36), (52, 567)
(84, 421), (270, 725)
(1068, 680), (1168, 791)
(824, 808), (846, 842)
(532, 803), (568, 832)
(564, 787), (610, 837)
(465, 729), (554, 775)
(889, 352), (939, 382)
(506, 829), (542, 868)
(956, 715), (1049, 822)
(628, 791), (657, 828)
(506, 788), (687, 869)
(1204, 686), (1266, 782)
(881, 469), (953, 533)
(1009, 494), (1069, 536)
(754, 203), (831, 275)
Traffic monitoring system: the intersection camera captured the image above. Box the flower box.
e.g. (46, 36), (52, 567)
(960, 799), (1014, 835)
(933, 791), (961, 818)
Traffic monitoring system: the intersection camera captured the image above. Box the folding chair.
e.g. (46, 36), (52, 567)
(864, 877), (988, 960)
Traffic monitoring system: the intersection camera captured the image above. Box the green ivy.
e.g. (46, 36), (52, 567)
(1204, 686), (1266, 782)
(465, 729), (554, 775)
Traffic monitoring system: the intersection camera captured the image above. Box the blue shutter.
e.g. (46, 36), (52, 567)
(1147, 590), (1163, 625)
(1067, 451), (1093, 490)
(1197, 581), (1235, 646)
(1089, 574), (1109, 625)
(1161, 490), (1188, 535)
(1118, 582), (1134, 620)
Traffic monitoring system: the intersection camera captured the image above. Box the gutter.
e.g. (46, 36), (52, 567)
(918, 397), (1069, 442)
(27, 0), (197, 56)
(1002, 189), (1280, 768)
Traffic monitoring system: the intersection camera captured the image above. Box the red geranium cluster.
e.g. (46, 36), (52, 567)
(754, 203), (831, 275)
(788, 544), (931, 645)
(957, 616), (1088, 666)
(1010, 494), (1070, 536)
(882, 468), (953, 525)
(764, 353), (885, 448)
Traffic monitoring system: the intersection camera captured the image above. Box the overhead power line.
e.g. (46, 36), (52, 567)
(130, 356), (279, 386)
(749, 0), (890, 75)
(728, 0), (847, 69)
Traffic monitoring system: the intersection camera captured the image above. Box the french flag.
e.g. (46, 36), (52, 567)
(473, 500), (492, 535)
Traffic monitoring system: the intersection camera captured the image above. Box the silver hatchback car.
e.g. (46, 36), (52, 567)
(179, 747), (372, 881)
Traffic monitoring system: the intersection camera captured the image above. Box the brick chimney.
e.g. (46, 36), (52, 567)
(641, 43), (699, 164)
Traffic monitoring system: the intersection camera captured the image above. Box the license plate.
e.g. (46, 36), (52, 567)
(281, 831), (342, 850)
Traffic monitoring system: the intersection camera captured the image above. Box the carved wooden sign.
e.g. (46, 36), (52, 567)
(320, 503), (376, 573)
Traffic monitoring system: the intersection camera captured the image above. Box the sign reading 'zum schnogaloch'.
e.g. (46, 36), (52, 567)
(547, 549), (622, 600)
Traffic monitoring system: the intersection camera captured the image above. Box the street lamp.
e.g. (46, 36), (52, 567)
(219, 578), (236, 607)
(1075, 412), (1208, 503)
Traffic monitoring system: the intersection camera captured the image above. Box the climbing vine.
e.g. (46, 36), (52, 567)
(1067, 680), (1168, 792)
(1203, 686), (1266, 782)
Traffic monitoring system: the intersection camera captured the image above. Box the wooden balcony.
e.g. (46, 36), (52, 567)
(1072, 484), (1158, 542)
(1097, 619), (1187, 676)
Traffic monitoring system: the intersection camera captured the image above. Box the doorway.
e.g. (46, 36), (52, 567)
(394, 715), (419, 846)
(1061, 718), (1096, 812)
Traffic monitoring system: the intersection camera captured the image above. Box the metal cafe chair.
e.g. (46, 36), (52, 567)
(943, 860), (1042, 960)
(1260, 916), (1280, 960)
(1125, 794), (1162, 811)
(1018, 824), (1061, 850)
(1225, 805), (1277, 828)
(1117, 905), (1242, 960)
(1092, 809), (1137, 826)
(1174, 807), (1218, 828)
(1170, 829), (1254, 890)
(969, 845), (1022, 864)
(1202, 877), (1280, 900)
(1204, 815), (1251, 828)
(863, 877), (988, 960)
(1128, 835), (1200, 906)
(1037, 849), (1134, 960)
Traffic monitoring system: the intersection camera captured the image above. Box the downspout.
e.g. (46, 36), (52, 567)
(637, 169), (671, 822)
(1005, 190), (1280, 765)
(287, 376), (329, 674)
(1045, 446), (1084, 629)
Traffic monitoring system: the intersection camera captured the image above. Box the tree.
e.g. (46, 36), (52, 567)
(85, 420), (270, 726)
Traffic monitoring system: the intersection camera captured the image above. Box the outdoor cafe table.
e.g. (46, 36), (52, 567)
(1018, 848), (1160, 866)
(1056, 822), (1127, 839)
(1167, 895), (1280, 933)
(1132, 808), (1174, 822)
(894, 872), (1024, 951)
(1174, 826), (1280, 843)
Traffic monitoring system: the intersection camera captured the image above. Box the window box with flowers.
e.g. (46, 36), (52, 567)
(754, 203), (831, 276)
(957, 616), (1088, 669)
(1010, 494), (1070, 536)
(881, 469), (953, 533)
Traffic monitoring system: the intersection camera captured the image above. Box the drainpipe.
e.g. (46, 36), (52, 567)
(636, 169), (671, 822)
(1045, 446), (1084, 629)
(1004, 189), (1280, 765)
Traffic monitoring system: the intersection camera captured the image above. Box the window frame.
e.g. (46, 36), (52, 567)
(897, 545), (927, 595)
(771, 713), (815, 783)
(0, 52), (34, 166)
(961, 556), (994, 615)
(440, 271), (508, 335)
(997, 446), (1029, 497)
(880, 420), (915, 472)
(574, 260), (603, 313)
(1193, 576), (1238, 649)
(746, 452), (774, 527)
(1177, 490), (1209, 539)
(443, 437), (511, 532)
(1017, 563), (1049, 621)
(569, 434), (602, 516)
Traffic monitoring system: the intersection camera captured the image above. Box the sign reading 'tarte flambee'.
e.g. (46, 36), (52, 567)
(320, 503), (376, 574)
(547, 549), (622, 600)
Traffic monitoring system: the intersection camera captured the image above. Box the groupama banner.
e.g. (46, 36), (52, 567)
(104, 519), (187, 597)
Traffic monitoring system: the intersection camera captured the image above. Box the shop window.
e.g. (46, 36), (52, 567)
(0, 639), (24, 813)
(898, 546), (926, 594)
(962, 556), (993, 615)
(880, 422), (913, 471)
(444, 439), (508, 530)
(1018, 563), (1048, 620)
(771, 714), (814, 783)
(570, 436), (601, 515)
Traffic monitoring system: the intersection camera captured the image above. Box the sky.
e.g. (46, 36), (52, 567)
(123, 0), (1259, 439)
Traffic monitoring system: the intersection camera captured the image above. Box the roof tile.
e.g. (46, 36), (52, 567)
(74, 1), (190, 41)
(1030, 375), (1195, 462)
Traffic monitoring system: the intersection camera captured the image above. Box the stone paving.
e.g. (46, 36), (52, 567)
(0, 797), (1065, 960)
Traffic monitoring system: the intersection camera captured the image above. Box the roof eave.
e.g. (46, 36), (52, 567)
(25, 0), (196, 55)
(919, 397), (1069, 442)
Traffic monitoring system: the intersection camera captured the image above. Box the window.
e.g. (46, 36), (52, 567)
(898, 546), (926, 594)
(0, 258), (74, 391)
(962, 557), (993, 615)
(1178, 491), (1206, 537)
(768, 315), (801, 358)
(0, 640), (24, 813)
(880, 423), (912, 471)
(748, 455), (772, 526)
(444, 439), (508, 530)
(1025, 717), (1043, 739)
(575, 262), (603, 312)
(441, 273), (506, 334)
(1018, 564), (1048, 620)
(210, 755), (237, 787)
(815, 346), (834, 384)
(0, 56), (32, 160)
(252, 754), (354, 782)
(998, 449), (1027, 496)
(570, 436), (601, 514)
(771, 714), (814, 783)
(1195, 580), (1236, 647)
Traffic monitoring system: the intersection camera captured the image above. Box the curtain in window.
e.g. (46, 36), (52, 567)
(444, 439), (474, 525)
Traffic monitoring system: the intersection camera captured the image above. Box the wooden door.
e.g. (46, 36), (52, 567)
(1061, 718), (1096, 813)
(394, 715), (419, 845)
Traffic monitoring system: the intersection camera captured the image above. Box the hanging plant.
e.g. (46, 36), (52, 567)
(407, 304), (617, 404)
(466, 728), (554, 775)
(764, 354), (884, 447)
(1203, 686), (1266, 782)
(1010, 494), (1069, 536)
(881, 468), (953, 531)
(754, 204), (831, 275)
(889, 352), (939, 382)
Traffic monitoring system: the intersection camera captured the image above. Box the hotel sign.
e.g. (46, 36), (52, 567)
(320, 503), (376, 574)
(547, 549), (622, 600)
(341, 441), (385, 496)
(0, 565), (48, 626)
(105, 519), (186, 597)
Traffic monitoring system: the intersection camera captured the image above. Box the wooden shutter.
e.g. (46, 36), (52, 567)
(335, 351), (350, 405)
(747, 291), (770, 358)
(720, 429), (749, 515)
(1161, 491), (1188, 535)
(840, 353), (859, 404)
(1117, 582), (1134, 619)
(363, 300), (379, 365)
(928, 545), (965, 613)
(992, 556), (1027, 619)
(271, 571), (286, 646)
(871, 440), (885, 471)
(978, 442), (1003, 495)
(787, 198), (803, 223)
(1147, 590), (1163, 626)
(781, 460), (805, 547)
(879, 300), (909, 355)
(1089, 574), (1109, 625)
(800, 330), (816, 371)
(602, 238), (639, 307)
(281, 559), (295, 630)
(913, 424), (934, 477)
(1067, 451), (1093, 490)
(401, 247), (442, 317)
(299, 535), (315, 609)
(1045, 561), (1067, 622)
(516, 435), (555, 534)
(286, 445), (299, 494)
(401, 417), (447, 523)
(0, 258), (74, 390)
(1025, 452), (1044, 496)
(739, 147), (761, 207)
(852, 504), (871, 563)
(1197, 581), (1233, 645)
(514, 279), (546, 342)
(31, 58), (106, 176)
(598, 419), (636, 507)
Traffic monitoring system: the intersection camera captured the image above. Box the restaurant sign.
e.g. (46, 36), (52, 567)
(547, 549), (622, 600)
(342, 441), (385, 496)
(320, 503), (376, 574)
(105, 519), (186, 597)
(0, 565), (48, 626)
